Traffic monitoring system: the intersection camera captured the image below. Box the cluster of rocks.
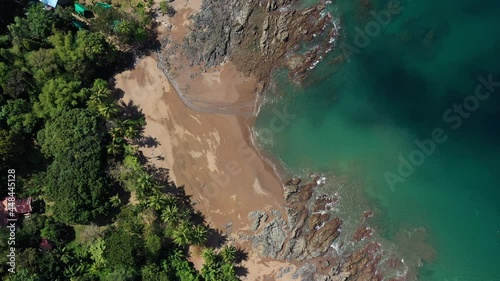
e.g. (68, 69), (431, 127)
(183, 0), (338, 84)
(244, 178), (397, 281)
(183, 0), (252, 67)
(246, 178), (342, 263)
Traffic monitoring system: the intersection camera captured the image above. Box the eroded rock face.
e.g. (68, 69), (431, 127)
(248, 210), (268, 231)
(184, 0), (338, 84)
(251, 217), (286, 259)
(249, 179), (344, 265)
(306, 216), (342, 258)
(184, 0), (253, 67)
(339, 242), (384, 281)
(246, 178), (403, 281)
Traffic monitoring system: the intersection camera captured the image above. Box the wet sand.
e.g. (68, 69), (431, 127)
(113, 1), (297, 279)
(115, 55), (293, 280)
(115, 57), (285, 231)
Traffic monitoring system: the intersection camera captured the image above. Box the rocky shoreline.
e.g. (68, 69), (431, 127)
(182, 0), (338, 86)
(154, 0), (417, 280)
(242, 177), (403, 281)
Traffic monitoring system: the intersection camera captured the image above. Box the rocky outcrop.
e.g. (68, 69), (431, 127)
(337, 242), (384, 281)
(251, 216), (287, 259)
(183, 0), (253, 67)
(184, 0), (338, 84)
(248, 210), (268, 231)
(259, 179), (342, 261)
(245, 177), (405, 281)
(306, 216), (342, 258)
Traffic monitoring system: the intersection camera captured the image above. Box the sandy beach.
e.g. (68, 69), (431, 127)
(115, 54), (295, 280)
(112, 1), (303, 279)
(115, 56), (285, 230)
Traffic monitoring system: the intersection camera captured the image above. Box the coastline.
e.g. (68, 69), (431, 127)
(115, 55), (286, 228)
(113, 1), (357, 279)
(115, 55), (298, 279)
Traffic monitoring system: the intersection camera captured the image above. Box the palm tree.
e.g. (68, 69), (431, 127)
(122, 119), (141, 140)
(89, 85), (109, 105)
(171, 222), (191, 246)
(220, 245), (237, 264)
(201, 248), (218, 280)
(59, 246), (73, 264)
(160, 205), (180, 224)
(220, 263), (238, 281)
(64, 264), (80, 278)
(147, 193), (165, 210)
(191, 224), (208, 246)
(107, 141), (122, 156)
(110, 126), (124, 142)
(110, 194), (122, 208)
(116, 20), (132, 36)
(201, 248), (216, 266)
(136, 172), (154, 191)
(98, 102), (119, 119)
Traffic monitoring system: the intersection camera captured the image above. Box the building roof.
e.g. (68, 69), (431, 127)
(75, 3), (89, 13)
(0, 199), (8, 226)
(40, 0), (58, 8)
(15, 198), (32, 214)
(39, 239), (53, 251)
(96, 2), (112, 9)
(0, 197), (32, 226)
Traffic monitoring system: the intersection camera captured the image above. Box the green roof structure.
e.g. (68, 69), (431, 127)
(74, 3), (88, 16)
(72, 20), (86, 30)
(96, 2), (112, 9)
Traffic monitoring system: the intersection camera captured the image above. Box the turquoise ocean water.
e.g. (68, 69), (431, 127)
(254, 0), (500, 280)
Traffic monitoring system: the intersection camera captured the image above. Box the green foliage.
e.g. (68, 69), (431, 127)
(110, 194), (122, 208)
(160, 1), (175, 17)
(144, 229), (162, 262)
(176, 223), (207, 246)
(36, 250), (67, 280)
(0, 3), (243, 281)
(8, 4), (56, 51)
(47, 30), (116, 84)
(37, 107), (101, 160)
(33, 78), (86, 119)
(91, 5), (152, 45)
(104, 228), (143, 270)
(40, 217), (71, 245)
(38, 109), (108, 224)
(141, 263), (170, 281)
(4, 268), (40, 281)
(201, 247), (239, 281)
(0, 65), (33, 101)
(220, 245), (237, 264)
(17, 214), (45, 247)
(169, 249), (201, 281)
(160, 0), (168, 13)
(15, 248), (40, 277)
(26, 48), (60, 84)
(0, 129), (25, 168)
(89, 238), (107, 272)
(116, 205), (144, 235)
(0, 98), (37, 133)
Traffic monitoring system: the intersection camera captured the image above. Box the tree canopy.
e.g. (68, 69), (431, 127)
(0, 2), (244, 280)
(38, 109), (108, 223)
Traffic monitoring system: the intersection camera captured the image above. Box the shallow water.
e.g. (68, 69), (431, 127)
(254, 0), (500, 280)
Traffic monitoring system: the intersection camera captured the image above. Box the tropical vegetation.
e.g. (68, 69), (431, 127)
(0, 1), (240, 280)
